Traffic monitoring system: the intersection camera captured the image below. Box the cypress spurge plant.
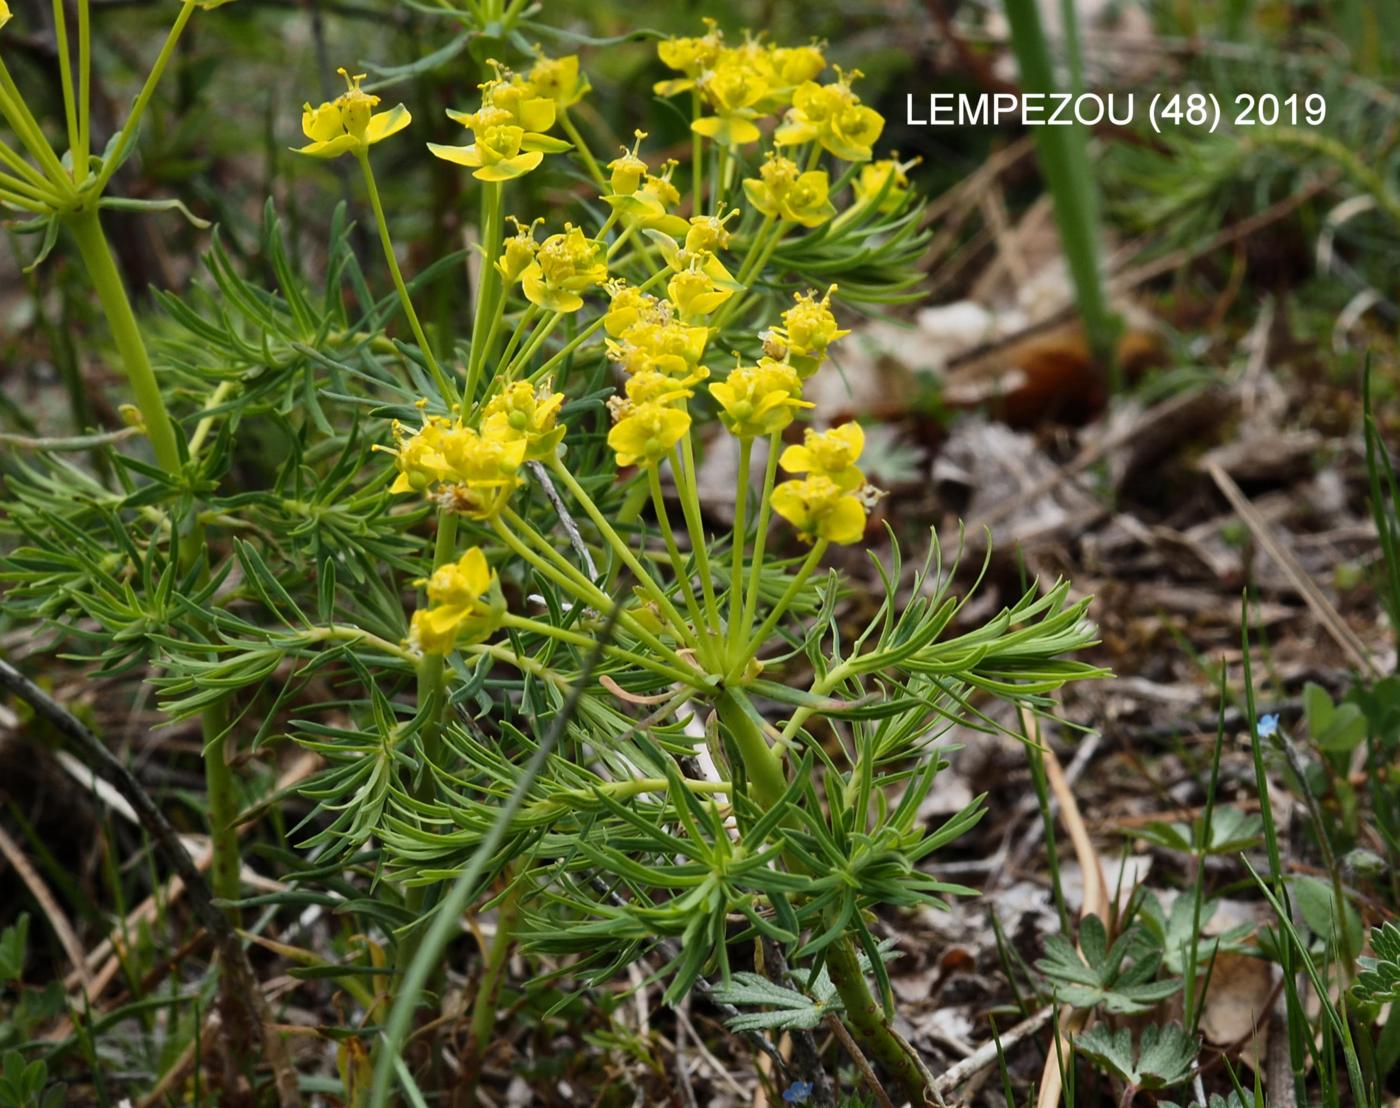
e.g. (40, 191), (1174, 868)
(4, 15), (1106, 1102)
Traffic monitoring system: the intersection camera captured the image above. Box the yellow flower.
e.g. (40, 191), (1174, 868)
(0, 2), (11, 29)
(606, 158), (689, 238)
(482, 381), (566, 461)
(774, 69), (885, 162)
(854, 155), (919, 213)
(769, 43), (826, 88)
(496, 218), (541, 284)
(603, 282), (659, 338)
(692, 58), (767, 147)
(709, 358), (810, 439)
(779, 422), (864, 490)
(386, 417), (453, 494)
(607, 401), (692, 468)
(771, 475), (866, 544)
(387, 417), (526, 518)
(526, 53), (590, 109)
(667, 263), (734, 322)
(768, 286), (849, 377)
(520, 224), (608, 313)
(654, 20), (724, 97)
(607, 131), (650, 197)
(429, 63), (571, 181)
(409, 547), (505, 653)
(742, 155), (836, 227)
(684, 211), (737, 255)
(608, 316), (710, 381)
(438, 425), (528, 519)
(295, 68), (411, 159)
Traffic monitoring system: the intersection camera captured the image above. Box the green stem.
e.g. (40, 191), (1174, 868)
(502, 615), (701, 686)
(466, 879), (522, 1080)
(824, 933), (930, 1105)
(495, 511), (691, 668)
(740, 433), (782, 636)
(559, 108), (605, 190)
(202, 700), (241, 918)
(91, 0), (195, 196)
(0, 62), (77, 193)
(547, 458), (700, 651)
(465, 181), (504, 406)
(690, 91), (704, 212)
(76, 0), (90, 181)
(416, 511), (459, 793)
(50, 0), (81, 170)
(358, 153), (456, 404)
(729, 539), (826, 684)
(648, 468), (713, 664)
(65, 207), (181, 473)
(503, 310), (563, 380)
(674, 439), (720, 627)
(726, 437), (752, 657)
(713, 687), (787, 811)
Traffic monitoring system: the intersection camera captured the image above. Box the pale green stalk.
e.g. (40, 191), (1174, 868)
(502, 311), (563, 379)
(547, 457), (700, 651)
(647, 468), (712, 664)
(558, 107), (605, 189)
(0, 65), (77, 189)
(495, 303), (540, 374)
(674, 439), (720, 626)
(65, 208), (180, 472)
(91, 0), (195, 195)
(495, 510), (692, 667)
(727, 539), (826, 683)
(0, 137), (60, 194)
(76, 0), (90, 180)
(358, 152), (456, 403)
(726, 437), (753, 657)
(50, 0), (81, 168)
(501, 615), (703, 686)
(740, 432), (782, 635)
(465, 180), (504, 405)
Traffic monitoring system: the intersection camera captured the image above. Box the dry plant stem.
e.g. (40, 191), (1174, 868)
(0, 659), (300, 1107)
(0, 823), (90, 991)
(1022, 707), (1108, 1108)
(824, 1011), (897, 1108)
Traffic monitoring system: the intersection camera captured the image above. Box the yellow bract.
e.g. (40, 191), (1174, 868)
(295, 69), (411, 160)
(742, 155), (837, 228)
(692, 58), (767, 147)
(709, 358), (809, 439)
(779, 422), (865, 490)
(526, 53), (590, 109)
(770, 475), (867, 545)
(429, 62), (571, 181)
(607, 401), (692, 469)
(855, 155), (918, 214)
(775, 69), (885, 162)
(0, 1), (11, 30)
(520, 224), (608, 313)
(482, 381), (566, 461)
(409, 547), (505, 654)
(497, 218), (541, 284)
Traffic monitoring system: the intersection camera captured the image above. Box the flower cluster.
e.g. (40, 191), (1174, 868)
(409, 547), (506, 654)
(771, 422), (875, 545)
(654, 23), (853, 154)
(429, 59), (574, 180)
(502, 223), (608, 313)
(384, 386), (563, 516)
(603, 283), (712, 468)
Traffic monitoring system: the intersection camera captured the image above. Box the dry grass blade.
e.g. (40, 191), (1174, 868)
(0, 822), (92, 992)
(1206, 461), (1379, 677)
(1020, 707), (1109, 1108)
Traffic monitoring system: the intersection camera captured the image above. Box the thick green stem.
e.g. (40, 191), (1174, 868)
(824, 934), (930, 1105)
(713, 688), (787, 812)
(202, 700), (241, 918)
(716, 684), (931, 1105)
(65, 207), (181, 473)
